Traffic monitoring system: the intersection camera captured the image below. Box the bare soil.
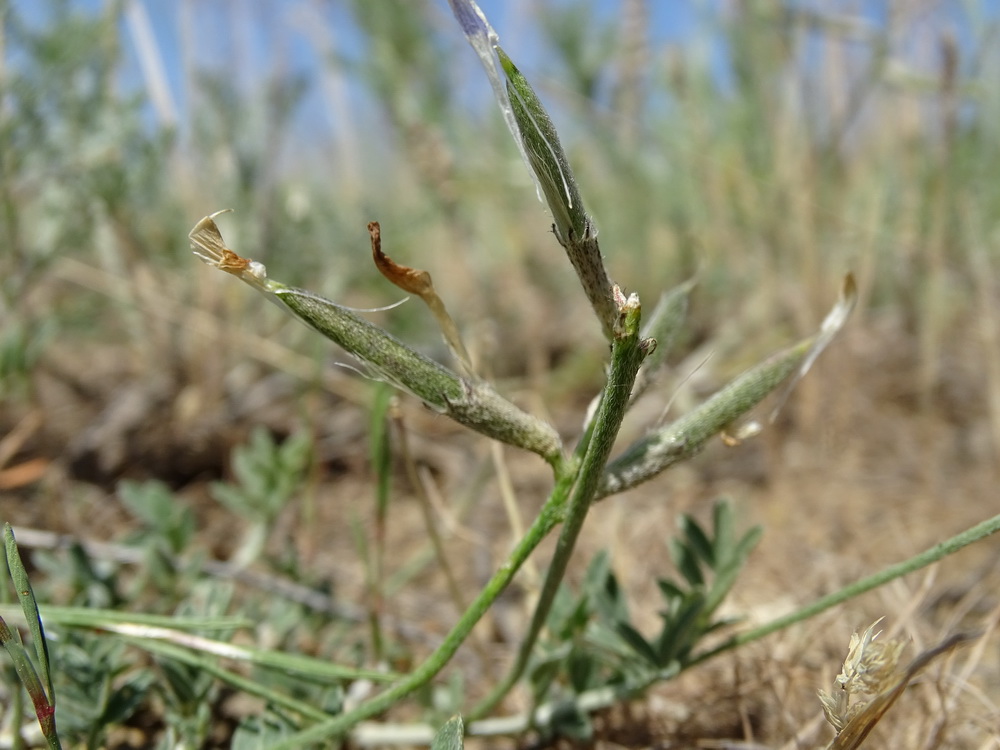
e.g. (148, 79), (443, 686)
(2, 302), (998, 749)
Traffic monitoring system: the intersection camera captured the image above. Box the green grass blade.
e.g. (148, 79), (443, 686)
(4, 524), (54, 702)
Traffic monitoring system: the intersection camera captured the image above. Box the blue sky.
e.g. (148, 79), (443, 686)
(105, 1), (712, 126)
(87, 0), (727, 152)
(13, 1), (1000, 151)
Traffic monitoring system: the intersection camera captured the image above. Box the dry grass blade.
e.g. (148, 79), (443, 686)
(825, 631), (979, 750)
(368, 221), (474, 375)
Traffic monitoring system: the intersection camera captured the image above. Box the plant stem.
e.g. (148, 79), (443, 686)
(471, 298), (648, 719)
(269, 464), (582, 749)
(127, 638), (331, 722)
(689, 512), (1000, 665)
(272, 300), (647, 747)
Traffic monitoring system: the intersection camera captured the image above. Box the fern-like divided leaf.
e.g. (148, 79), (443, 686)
(528, 500), (762, 703)
(609, 499), (761, 672)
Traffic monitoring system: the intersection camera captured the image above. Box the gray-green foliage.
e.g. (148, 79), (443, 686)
(186, 9), (862, 750)
(620, 500), (762, 669)
(431, 714), (465, 750)
(210, 427), (312, 523)
(0, 2), (176, 277)
(187, 2), (854, 746)
(52, 631), (150, 748)
(526, 500), (760, 740)
(119, 480), (197, 558)
(209, 427), (313, 567)
(0, 0), (187, 421)
(6, 0), (1000, 746)
(1, 0), (839, 743)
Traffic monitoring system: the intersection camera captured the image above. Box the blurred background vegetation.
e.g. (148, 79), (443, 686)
(3, 1), (998, 466)
(2, 1), (999, 744)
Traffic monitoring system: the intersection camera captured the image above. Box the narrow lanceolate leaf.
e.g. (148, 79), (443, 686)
(597, 338), (812, 498)
(496, 47), (585, 243)
(497, 47), (618, 340)
(190, 213), (562, 465)
(3, 525), (60, 748)
(448, 0), (618, 340)
(4, 525), (54, 702)
(597, 275), (857, 497)
(0, 618), (59, 748)
(431, 715), (465, 750)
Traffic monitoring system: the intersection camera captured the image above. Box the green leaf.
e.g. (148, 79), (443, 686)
(615, 621), (658, 666)
(231, 713), (297, 750)
(4, 525), (54, 701)
(583, 549), (612, 593)
(545, 583), (581, 639)
(496, 46), (586, 243)
(669, 536), (705, 588)
(210, 428), (313, 525)
(431, 714), (464, 750)
(585, 551), (629, 624)
(655, 592), (706, 665)
(98, 673), (151, 725)
(279, 430), (312, 477)
(680, 513), (716, 568)
(548, 700), (593, 741)
(733, 526), (765, 570)
(567, 645), (599, 693)
(601, 277), (857, 497)
(656, 579), (686, 602)
(529, 655), (563, 702)
(118, 480), (196, 555)
(584, 620), (639, 664)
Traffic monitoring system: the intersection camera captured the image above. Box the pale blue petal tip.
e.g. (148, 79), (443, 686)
(448, 0), (487, 39)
